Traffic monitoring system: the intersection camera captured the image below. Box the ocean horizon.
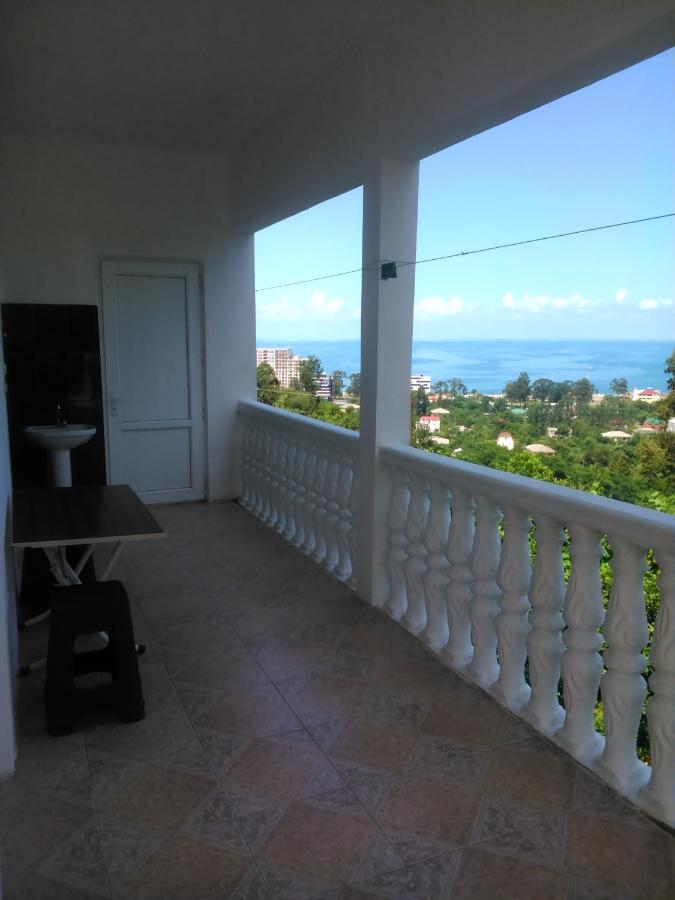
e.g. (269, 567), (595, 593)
(255, 339), (674, 394)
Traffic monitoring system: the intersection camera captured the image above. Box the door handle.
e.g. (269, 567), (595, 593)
(110, 394), (121, 417)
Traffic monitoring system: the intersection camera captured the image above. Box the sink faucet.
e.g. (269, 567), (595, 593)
(56, 404), (67, 427)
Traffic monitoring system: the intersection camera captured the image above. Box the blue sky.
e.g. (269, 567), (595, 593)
(255, 49), (674, 343)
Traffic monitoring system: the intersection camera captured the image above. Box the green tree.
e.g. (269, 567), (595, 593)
(665, 348), (675, 392)
(531, 378), (556, 402)
(256, 362), (280, 405)
(504, 371), (530, 403)
(448, 378), (467, 397)
(331, 370), (346, 397)
(412, 386), (429, 418)
(298, 355), (322, 393)
(432, 379), (450, 396)
(572, 377), (596, 406)
(348, 372), (361, 398)
(610, 377), (628, 396)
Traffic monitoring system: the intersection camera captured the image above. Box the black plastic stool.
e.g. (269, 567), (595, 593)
(45, 580), (145, 736)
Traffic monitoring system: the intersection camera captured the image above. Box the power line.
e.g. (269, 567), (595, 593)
(254, 212), (674, 293)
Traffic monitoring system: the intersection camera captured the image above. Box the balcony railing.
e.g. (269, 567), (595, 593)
(238, 401), (358, 585)
(237, 401), (675, 828)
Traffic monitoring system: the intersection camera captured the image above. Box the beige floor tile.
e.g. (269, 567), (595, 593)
(100, 764), (215, 832)
(123, 834), (251, 899)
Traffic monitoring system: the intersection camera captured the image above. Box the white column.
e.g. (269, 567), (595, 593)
(355, 157), (419, 606)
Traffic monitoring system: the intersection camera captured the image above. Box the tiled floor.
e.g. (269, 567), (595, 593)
(2, 501), (674, 899)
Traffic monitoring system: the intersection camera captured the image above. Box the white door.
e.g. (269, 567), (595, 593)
(101, 259), (205, 504)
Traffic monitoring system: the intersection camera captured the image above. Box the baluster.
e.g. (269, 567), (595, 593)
(556, 525), (605, 764)
(492, 506), (532, 711)
(465, 495), (501, 688)
(523, 516), (565, 734)
(275, 438), (294, 535)
(346, 466), (359, 590)
(333, 451), (354, 582)
(322, 453), (341, 573)
(287, 439), (306, 545)
(421, 480), (451, 652)
(402, 475), (429, 634)
(298, 439), (318, 554)
(251, 419), (266, 517)
(639, 552), (675, 827)
(265, 427), (281, 526)
(597, 538), (649, 795)
(443, 488), (475, 668)
(310, 449), (329, 564)
(238, 417), (252, 509)
(257, 423), (272, 520)
(383, 468), (410, 620)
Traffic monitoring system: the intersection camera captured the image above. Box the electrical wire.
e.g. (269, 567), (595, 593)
(254, 212), (674, 293)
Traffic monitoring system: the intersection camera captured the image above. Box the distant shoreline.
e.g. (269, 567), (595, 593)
(255, 338), (672, 394)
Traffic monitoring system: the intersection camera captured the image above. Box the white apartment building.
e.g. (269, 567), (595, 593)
(256, 347), (307, 388)
(410, 373), (431, 394)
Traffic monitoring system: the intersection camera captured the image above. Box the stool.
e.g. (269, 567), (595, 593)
(45, 580), (145, 736)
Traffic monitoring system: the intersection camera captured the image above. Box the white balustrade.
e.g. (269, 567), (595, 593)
(383, 468), (410, 621)
(421, 480), (451, 651)
(639, 553), (675, 826)
(443, 488), (475, 668)
(237, 402), (358, 583)
(466, 494), (502, 688)
(402, 474), (429, 634)
(523, 516), (565, 734)
(237, 403), (675, 828)
(596, 537), (649, 794)
(378, 444), (675, 826)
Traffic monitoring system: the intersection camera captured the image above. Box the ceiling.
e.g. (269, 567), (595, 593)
(0, 0), (417, 153)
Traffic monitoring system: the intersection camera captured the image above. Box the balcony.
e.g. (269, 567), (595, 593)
(3, 413), (673, 898)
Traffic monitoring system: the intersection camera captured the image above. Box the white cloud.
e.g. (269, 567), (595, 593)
(615, 288), (628, 303)
(499, 291), (592, 314)
(638, 298), (672, 310)
(257, 290), (346, 321)
(415, 295), (466, 319)
(257, 295), (300, 321)
(307, 290), (344, 319)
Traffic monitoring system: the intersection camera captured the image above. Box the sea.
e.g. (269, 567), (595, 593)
(257, 340), (674, 394)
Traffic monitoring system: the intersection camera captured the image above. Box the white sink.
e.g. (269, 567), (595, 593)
(23, 424), (96, 451)
(23, 424), (96, 486)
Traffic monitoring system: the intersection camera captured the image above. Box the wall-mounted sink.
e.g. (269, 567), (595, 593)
(23, 424), (96, 486)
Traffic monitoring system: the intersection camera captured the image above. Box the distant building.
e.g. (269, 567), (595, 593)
(590, 393), (605, 406)
(419, 415), (441, 433)
(315, 374), (332, 400)
(601, 430), (631, 441)
(497, 432), (515, 451)
(431, 435), (450, 445)
(546, 426), (558, 439)
(631, 387), (662, 404)
(411, 374), (432, 394)
(430, 407), (449, 415)
(668, 418), (675, 434)
(256, 347), (306, 388)
(525, 443), (556, 455)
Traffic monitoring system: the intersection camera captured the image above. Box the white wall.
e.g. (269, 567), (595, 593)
(0, 134), (256, 500)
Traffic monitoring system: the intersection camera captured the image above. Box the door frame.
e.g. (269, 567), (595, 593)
(100, 257), (207, 503)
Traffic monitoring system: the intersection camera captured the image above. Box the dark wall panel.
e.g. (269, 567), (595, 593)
(1, 304), (107, 488)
